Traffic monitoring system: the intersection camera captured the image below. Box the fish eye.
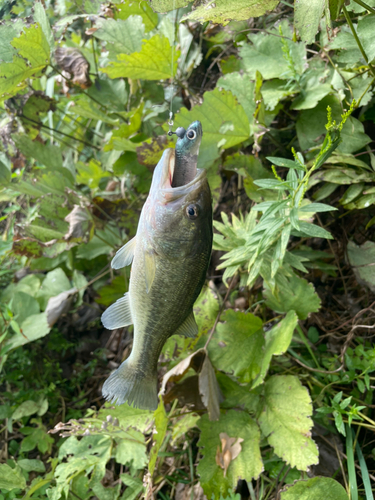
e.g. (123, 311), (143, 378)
(187, 129), (196, 140)
(186, 204), (199, 220)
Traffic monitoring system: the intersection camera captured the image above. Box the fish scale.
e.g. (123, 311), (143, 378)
(101, 121), (212, 410)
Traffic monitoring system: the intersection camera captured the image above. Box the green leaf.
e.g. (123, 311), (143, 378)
(115, 429), (148, 472)
(264, 273), (321, 319)
(102, 35), (178, 80)
(120, 474), (144, 500)
(253, 311), (298, 388)
(259, 375), (319, 470)
(217, 72), (256, 124)
(347, 240), (375, 292)
(12, 23), (50, 68)
(93, 16), (145, 55)
(299, 202), (337, 213)
(182, 0), (280, 25)
(280, 476), (349, 499)
(240, 22), (306, 80)
(6, 312), (50, 350)
(297, 96), (371, 153)
(12, 291), (40, 326)
(194, 285), (220, 337)
(197, 410), (262, 498)
(149, 0), (190, 12)
(0, 57), (43, 98)
(295, 221), (333, 239)
(0, 19), (25, 63)
(290, 66), (332, 110)
(171, 413), (200, 444)
(71, 99), (118, 125)
(0, 464), (26, 491)
(173, 88), (250, 168)
(357, 15), (375, 63)
(294, 0), (325, 44)
(34, 1), (54, 51)
(13, 134), (63, 170)
(116, 1), (158, 32)
(148, 399), (168, 476)
(329, 0), (345, 19)
(18, 458), (46, 473)
(12, 399), (47, 420)
(208, 309), (264, 383)
(36, 268), (72, 310)
(0, 161), (11, 184)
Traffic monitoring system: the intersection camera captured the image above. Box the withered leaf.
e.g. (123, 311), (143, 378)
(215, 432), (244, 477)
(55, 47), (92, 90)
(198, 355), (222, 421)
(161, 349), (223, 420)
(45, 288), (77, 327)
(64, 204), (94, 242)
(160, 348), (205, 396)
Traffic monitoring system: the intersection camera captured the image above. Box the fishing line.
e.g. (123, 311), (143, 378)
(167, 0), (177, 136)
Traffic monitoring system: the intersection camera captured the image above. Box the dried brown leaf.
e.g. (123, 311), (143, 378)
(55, 47), (92, 90)
(45, 288), (77, 327)
(215, 432), (244, 477)
(64, 204), (93, 242)
(198, 355), (222, 421)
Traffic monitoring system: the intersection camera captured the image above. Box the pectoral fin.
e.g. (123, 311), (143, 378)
(174, 311), (198, 338)
(101, 292), (133, 330)
(144, 251), (156, 293)
(111, 237), (136, 270)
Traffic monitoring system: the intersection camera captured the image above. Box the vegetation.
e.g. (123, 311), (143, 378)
(0, 0), (375, 498)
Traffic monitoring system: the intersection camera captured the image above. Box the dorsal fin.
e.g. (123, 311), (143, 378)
(111, 237), (136, 270)
(174, 310), (198, 338)
(101, 292), (133, 330)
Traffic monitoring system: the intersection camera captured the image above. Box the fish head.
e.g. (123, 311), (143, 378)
(144, 146), (212, 258)
(175, 120), (203, 161)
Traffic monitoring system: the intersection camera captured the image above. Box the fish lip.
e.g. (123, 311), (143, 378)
(162, 168), (207, 201)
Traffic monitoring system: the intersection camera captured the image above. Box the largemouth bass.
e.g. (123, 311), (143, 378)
(102, 121), (212, 411)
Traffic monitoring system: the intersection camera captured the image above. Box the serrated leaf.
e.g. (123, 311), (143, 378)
(217, 72), (256, 124)
(182, 0), (280, 25)
(93, 16), (144, 55)
(0, 19), (25, 63)
(198, 410), (263, 498)
(115, 429), (147, 472)
(0, 464), (26, 491)
(208, 309), (264, 383)
(0, 57), (44, 98)
(98, 403), (153, 433)
(149, 0), (190, 11)
(264, 273), (321, 319)
(171, 413), (200, 444)
(12, 23), (50, 67)
(253, 311), (298, 388)
(280, 476), (349, 499)
(294, 0), (325, 44)
(102, 35), (178, 80)
(116, 0), (158, 32)
(173, 88), (250, 168)
(259, 375), (319, 470)
(240, 21), (306, 80)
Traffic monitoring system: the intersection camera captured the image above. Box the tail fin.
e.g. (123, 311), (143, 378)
(102, 360), (158, 411)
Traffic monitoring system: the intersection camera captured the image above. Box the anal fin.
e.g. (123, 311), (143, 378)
(111, 237), (136, 270)
(102, 292), (133, 330)
(174, 311), (198, 338)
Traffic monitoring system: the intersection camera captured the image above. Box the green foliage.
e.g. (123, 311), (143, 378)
(1, 0), (375, 499)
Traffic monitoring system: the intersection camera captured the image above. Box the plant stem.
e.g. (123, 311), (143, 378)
(342, 6), (375, 78)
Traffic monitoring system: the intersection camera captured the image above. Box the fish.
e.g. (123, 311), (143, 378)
(101, 120), (212, 411)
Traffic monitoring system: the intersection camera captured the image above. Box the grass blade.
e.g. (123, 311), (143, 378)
(355, 438), (374, 500)
(346, 425), (358, 500)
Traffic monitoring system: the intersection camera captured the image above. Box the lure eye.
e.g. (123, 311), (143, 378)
(186, 204), (199, 220)
(187, 129), (196, 140)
